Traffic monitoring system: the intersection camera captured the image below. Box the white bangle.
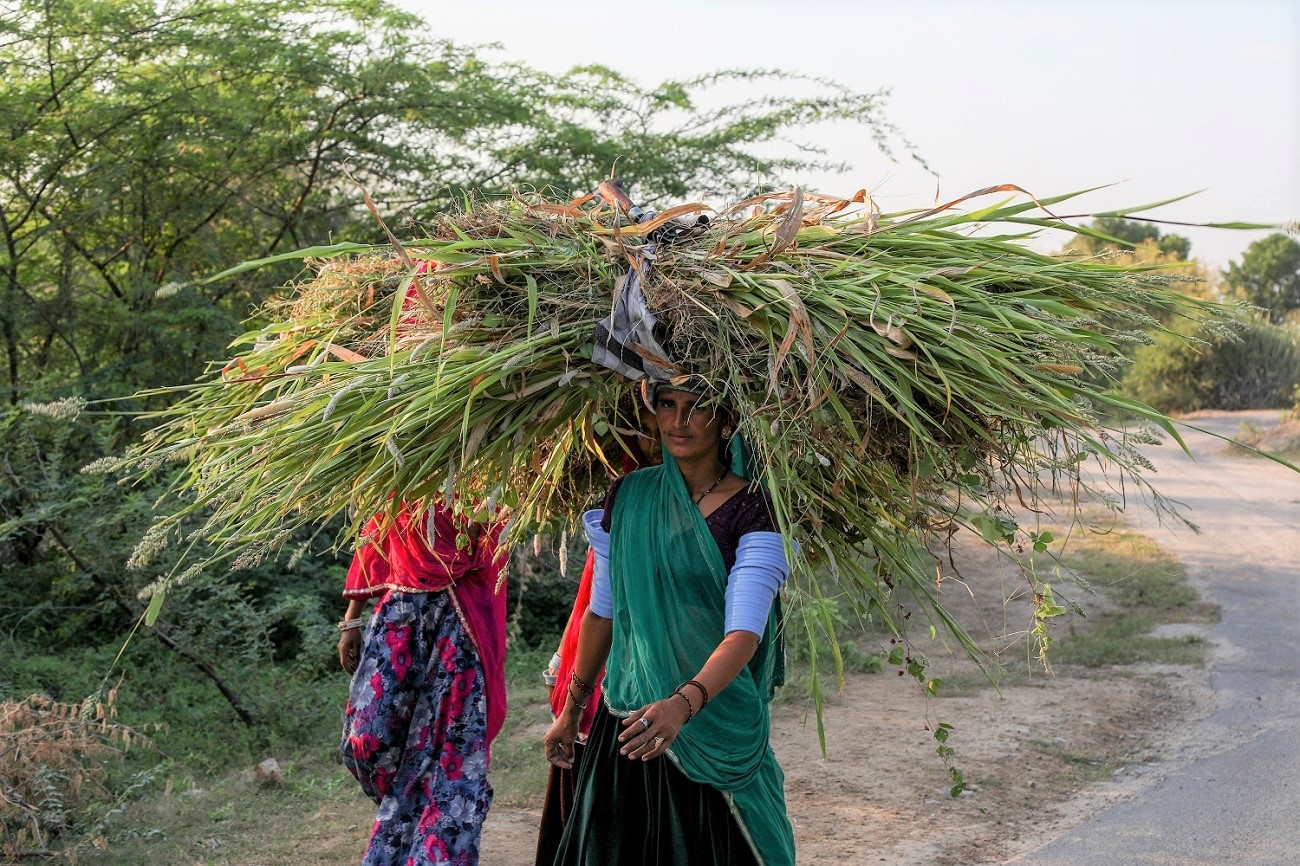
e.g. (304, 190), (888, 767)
(337, 617), (365, 631)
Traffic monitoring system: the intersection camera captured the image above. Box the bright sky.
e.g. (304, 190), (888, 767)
(395, 0), (1298, 270)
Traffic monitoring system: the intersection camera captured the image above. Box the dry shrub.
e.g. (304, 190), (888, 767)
(0, 684), (153, 863)
(1236, 417), (1300, 457)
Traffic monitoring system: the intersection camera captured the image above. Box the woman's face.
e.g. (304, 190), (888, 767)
(655, 389), (723, 464)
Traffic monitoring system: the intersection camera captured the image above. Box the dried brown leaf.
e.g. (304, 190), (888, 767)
(768, 279), (815, 395)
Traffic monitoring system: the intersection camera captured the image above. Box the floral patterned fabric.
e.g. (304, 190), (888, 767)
(342, 589), (492, 866)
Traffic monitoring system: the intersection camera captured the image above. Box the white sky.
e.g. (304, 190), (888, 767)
(395, 0), (1298, 270)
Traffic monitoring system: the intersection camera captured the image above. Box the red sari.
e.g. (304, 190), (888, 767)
(343, 502), (508, 744)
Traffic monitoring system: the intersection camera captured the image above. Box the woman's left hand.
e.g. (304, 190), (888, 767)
(618, 694), (692, 761)
(544, 709), (582, 769)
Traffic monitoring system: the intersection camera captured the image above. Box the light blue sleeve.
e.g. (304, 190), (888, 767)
(581, 510), (613, 618)
(724, 531), (791, 638)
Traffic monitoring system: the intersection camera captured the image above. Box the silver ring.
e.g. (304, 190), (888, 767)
(638, 716), (651, 730)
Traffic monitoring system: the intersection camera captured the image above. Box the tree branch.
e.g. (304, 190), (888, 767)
(44, 524), (259, 726)
(0, 459), (258, 726)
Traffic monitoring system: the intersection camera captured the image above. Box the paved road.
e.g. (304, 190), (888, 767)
(1007, 411), (1300, 866)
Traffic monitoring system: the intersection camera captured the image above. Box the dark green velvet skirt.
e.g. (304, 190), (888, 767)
(549, 708), (760, 866)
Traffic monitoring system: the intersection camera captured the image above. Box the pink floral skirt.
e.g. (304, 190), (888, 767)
(342, 590), (491, 865)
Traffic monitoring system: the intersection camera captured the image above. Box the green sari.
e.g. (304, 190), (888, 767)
(604, 448), (794, 866)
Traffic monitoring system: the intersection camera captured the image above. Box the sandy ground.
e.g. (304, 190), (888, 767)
(481, 535), (1214, 866)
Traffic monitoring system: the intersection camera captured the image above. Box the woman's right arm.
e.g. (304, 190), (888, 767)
(337, 597), (369, 673)
(543, 608), (612, 768)
(337, 515), (391, 674)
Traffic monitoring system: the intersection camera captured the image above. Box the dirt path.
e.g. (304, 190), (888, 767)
(481, 474), (1233, 866)
(485, 657), (1209, 865)
(1005, 409), (1300, 865)
(484, 576), (1211, 864)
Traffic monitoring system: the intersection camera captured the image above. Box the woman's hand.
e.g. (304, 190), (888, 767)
(618, 692), (692, 761)
(544, 710), (582, 769)
(338, 628), (362, 674)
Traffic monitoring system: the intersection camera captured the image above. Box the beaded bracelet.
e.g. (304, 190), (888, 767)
(670, 688), (696, 722)
(570, 671), (595, 695)
(567, 683), (589, 711)
(682, 679), (711, 709)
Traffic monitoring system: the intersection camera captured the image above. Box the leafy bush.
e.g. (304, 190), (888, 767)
(1123, 316), (1300, 412)
(506, 539), (586, 650)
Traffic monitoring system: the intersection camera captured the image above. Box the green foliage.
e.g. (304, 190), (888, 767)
(106, 188), (1243, 755)
(1223, 232), (1300, 324)
(1123, 315), (1300, 412)
(506, 539), (587, 650)
(933, 723), (964, 797)
(2, 0), (913, 407)
(488, 646), (556, 806)
(0, 400), (347, 661)
(1, 0), (915, 683)
(785, 595), (884, 679)
(0, 391), (352, 813)
(0, 638), (345, 778)
(0, 405), (145, 647)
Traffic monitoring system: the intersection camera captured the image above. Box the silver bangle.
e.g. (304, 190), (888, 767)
(542, 652), (562, 687)
(337, 617), (365, 631)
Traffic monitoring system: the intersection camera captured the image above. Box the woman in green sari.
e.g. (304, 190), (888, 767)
(543, 386), (795, 866)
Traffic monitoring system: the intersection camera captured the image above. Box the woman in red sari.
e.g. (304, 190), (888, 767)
(533, 399), (662, 864)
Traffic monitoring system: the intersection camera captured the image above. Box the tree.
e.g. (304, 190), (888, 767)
(1, 0), (913, 407)
(0, 0), (917, 744)
(1, 0), (525, 403)
(1223, 233), (1300, 324)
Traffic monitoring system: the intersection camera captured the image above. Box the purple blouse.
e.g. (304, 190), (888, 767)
(599, 476), (778, 571)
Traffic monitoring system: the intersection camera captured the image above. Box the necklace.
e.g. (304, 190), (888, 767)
(692, 465), (729, 506)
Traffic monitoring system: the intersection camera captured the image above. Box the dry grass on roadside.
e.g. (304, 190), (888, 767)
(1231, 416), (1300, 460)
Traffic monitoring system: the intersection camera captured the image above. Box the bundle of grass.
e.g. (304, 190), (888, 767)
(122, 185), (1235, 678)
